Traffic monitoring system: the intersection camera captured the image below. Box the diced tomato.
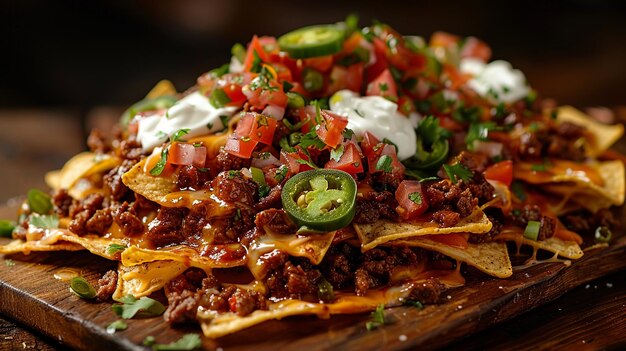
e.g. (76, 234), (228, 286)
(342, 32), (363, 54)
(280, 149), (314, 175)
(366, 37), (389, 81)
(192, 146), (207, 168)
(244, 36), (271, 72)
(425, 234), (468, 250)
(460, 37), (492, 62)
(397, 95), (415, 116)
(395, 180), (429, 220)
(222, 83), (246, 106)
(360, 131), (381, 159)
(303, 55), (334, 72)
(168, 142), (196, 166)
(271, 63), (293, 82)
(366, 69), (398, 100)
(235, 112), (278, 145)
(483, 160), (513, 187)
(361, 132), (405, 176)
(257, 36), (279, 55)
(228, 295), (238, 313)
(224, 134), (259, 159)
(315, 110), (348, 148)
(245, 81), (288, 109)
(325, 143), (364, 175)
(430, 31), (460, 48)
(326, 63), (364, 95)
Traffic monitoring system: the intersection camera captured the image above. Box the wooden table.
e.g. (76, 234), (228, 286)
(0, 110), (625, 350)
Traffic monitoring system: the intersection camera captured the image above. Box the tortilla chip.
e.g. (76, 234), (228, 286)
(113, 260), (188, 300)
(0, 239), (84, 255)
(390, 238), (512, 278)
(46, 152), (120, 191)
(145, 79), (176, 99)
(247, 231), (336, 280)
(354, 209), (492, 252)
(515, 160), (625, 209)
(121, 245), (247, 271)
(121, 160), (178, 205)
(197, 280), (425, 338)
(556, 106), (624, 157)
(495, 229), (583, 259)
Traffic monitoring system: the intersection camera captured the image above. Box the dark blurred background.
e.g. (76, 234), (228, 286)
(1, 0), (626, 201)
(3, 0), (626, 108)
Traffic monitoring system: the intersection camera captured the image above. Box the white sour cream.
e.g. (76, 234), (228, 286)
(460, 58), (530, 104)
(136, 91), (239, 152)
(329, 90), (417, 161)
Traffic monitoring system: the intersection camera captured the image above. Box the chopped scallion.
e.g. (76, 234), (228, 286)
(523, 220), (541, 241)
(70, 277), (97, 299)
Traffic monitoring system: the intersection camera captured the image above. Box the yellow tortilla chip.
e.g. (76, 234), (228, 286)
(354, 209), (492, 252)
(122, 245), (247, 271)
(0, 239), (84, 255)
(247, 231), (336, 280)
(495, 228), (583, 259)
(122, 160), (178, 205)
(390, 238), (512, 278)
(197, 280), (426, 338)
(113, 260), (188, 300)
(515, 160), (625, 209)
(556, 106), (624, 157)
(145, 79), (176, 99)
(46, 152), (120, 191)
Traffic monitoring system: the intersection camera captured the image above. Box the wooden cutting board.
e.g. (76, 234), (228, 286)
(1, 203), (625, 351)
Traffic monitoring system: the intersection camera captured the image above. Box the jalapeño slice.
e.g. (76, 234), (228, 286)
(278, 25), (345, 59)
(281, 169), (357, 232)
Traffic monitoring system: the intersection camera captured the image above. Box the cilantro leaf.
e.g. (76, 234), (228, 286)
(416, 116), (452, 146)
(443, 164), (473, 184)
(295, 158), (319, 169)
(150, 147), (169, 176)
(298, 131), (326, 150)
(366, 304), (386, 331)
(375, 155), (393, 173)
(408, 192), (423, 205)
(112, 295), (166, 319)
(330, 144), (345, 162)
(153, 334), (202, 351)
(106, 243), (127, 256)
(106, 320), (128, 334)
(466, 122), (497, 148)
(171, 128), (190, 142)
(29, 214), (59, 229)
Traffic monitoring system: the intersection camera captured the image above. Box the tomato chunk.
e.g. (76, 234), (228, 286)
(483, 160), (513, 187)
(315, 110), (348, 148)
(325, 143), (364, 175)
(235, 112), (278, 145)
(395, 180), (429, 220)
(168, 142), (196, 166)
(224, 134), (259, 159)
(366, 69), (398, 100)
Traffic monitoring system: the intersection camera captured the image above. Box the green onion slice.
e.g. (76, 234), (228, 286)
(70, 277), (97, 299)
(594, 226), (612, 243)
(523, 220), (541, 241)
(27, 189), (52, 214)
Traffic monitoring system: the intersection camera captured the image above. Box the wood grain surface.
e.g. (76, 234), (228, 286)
(1, 203), (625, 351)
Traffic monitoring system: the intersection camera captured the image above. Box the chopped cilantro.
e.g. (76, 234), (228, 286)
(408, 192), (423, 205)
(106, 243), (127, 256)
(29, 214), (59, 229)
(150, 147), (169, 176)
(404, 299), (424, 309)
(366, 304), (386, 331)
(511, 181), (527, 201)
(295, 158), (319, 169)
(298, 131), (326, 150)
(112, 295), (165, 319)
(152, 334), (202, 351)
(376, 155), (393, 173)
(330, 144), (345, 162)
(466, 122), (497, 148)
(443, 164), (473, 184)
(274, 165), (288, 182)
(106, 320), (128, 334)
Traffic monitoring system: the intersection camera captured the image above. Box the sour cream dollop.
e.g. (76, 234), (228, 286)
(137, 91), (239, 152)
(460, 58), (530, 104)
(329, 90), (417, 161)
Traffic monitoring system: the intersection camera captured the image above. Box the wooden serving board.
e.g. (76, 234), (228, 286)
(1, 204), (625, 351)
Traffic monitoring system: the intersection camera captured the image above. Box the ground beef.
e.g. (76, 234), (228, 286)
(198, 285), (268, 317)
(254, 208), (297, 235)
(87, 129), (110, 153)
(562, 209), (618, 238)
(96, 270), (117, 301)
(354, 247), (421, 296)
(118, 136), (145, 161)
(320, 242), (360, 289)
(164, 269), (207, 324)
(176, 165), (211, 191)
(113, 202), (145, 236)
(85, 208), (113, 235)
(354, 190), (399, 224)
(517, 123), (586, 161)
(212, 171), (257, 207)
(431, 210), (461, 227)
(104, 160), (136, 202)
(265, 260), (322, 300)
(216, 148), (251, 172)
(372, 171), (403, 191)
(408, 278), (445, 304)
(146, 207), (188, 248)
(68, 193), (106, 236)
(538, 215), (556, 241)
(52, 189), (73, 217)
(132, 193), (158, 213)
(254, 184), (283, 211)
